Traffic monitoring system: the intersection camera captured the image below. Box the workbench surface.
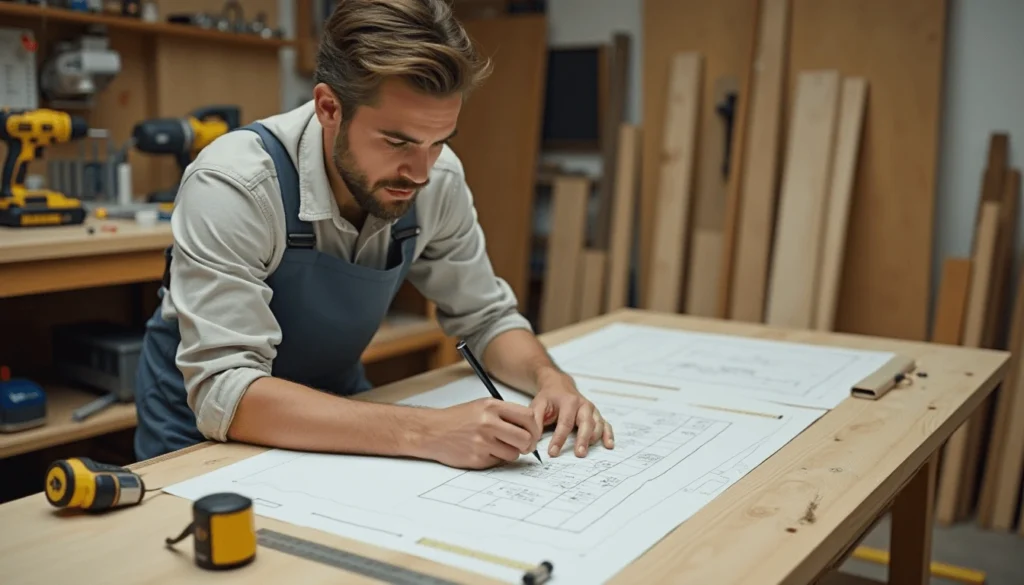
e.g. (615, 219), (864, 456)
(0, 309), (1008, 584)
(0, 217), (172, 265)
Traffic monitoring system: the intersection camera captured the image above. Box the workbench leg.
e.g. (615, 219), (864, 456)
(888, 454), (937, 585)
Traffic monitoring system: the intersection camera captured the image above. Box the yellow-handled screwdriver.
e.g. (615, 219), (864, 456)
(44, 457), (148, 512)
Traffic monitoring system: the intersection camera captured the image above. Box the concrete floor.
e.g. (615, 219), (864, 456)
(836, 515), (1024, 585)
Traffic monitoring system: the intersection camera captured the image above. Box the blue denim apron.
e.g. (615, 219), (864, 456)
(132, 122), (420, 461)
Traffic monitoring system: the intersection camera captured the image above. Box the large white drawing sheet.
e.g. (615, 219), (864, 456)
(164, 376), (823, 584)
(548, 322), (896, 410)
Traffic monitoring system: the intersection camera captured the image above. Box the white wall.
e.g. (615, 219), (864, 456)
(933, 0), (1024, 298)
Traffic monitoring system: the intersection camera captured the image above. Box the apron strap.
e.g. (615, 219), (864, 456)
(237, 122), (315, 249)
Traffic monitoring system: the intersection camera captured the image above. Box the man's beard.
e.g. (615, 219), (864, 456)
(332, 125), (424, 221)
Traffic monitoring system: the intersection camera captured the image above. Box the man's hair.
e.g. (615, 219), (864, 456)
(314, 0), (493, 121)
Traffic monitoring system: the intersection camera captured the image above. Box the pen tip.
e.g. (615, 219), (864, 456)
(533, 451), (543, 464)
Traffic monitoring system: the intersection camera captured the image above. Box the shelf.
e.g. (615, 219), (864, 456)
(0, 3), (292, 48)
(0, 383), (136, 460)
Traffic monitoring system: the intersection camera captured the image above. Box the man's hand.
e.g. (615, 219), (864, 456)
(530, 368), (614, 458)
(419, 398), (543, 470)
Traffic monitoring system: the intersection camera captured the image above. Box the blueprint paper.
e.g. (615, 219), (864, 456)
(164, 376), (822, 584)
(547, 322), (896, 410)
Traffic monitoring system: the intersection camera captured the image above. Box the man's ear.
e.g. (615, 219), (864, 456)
(313, 83), (342, 129)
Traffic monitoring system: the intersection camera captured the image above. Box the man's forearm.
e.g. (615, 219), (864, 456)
(481, 328), (563, 396)
(226, 376), (433, 457)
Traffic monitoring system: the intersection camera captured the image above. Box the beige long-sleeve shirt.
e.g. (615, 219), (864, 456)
(159, 101), (532, 442)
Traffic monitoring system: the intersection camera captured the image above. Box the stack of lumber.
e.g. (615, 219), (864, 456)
(932, 134), (1024, 531)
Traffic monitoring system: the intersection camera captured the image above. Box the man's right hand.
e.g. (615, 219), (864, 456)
(419, 398), (543, 469)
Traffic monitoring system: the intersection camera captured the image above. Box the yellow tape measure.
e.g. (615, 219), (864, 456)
(165, 492), (256, 571)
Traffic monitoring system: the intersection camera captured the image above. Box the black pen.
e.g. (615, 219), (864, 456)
(456, 340), (543, 464)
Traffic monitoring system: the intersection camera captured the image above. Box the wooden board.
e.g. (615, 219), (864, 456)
(935, 200), (1000, 524)
(685, 76), (738, 317)
(786, 0), (948, 341)
(604, 124), (641, 313)
(929, 258), (972, 345)
(578, 250), (607, 321)
(765, 70), (841, 329)
(727, 0), (790, 323)
(640, 0), (759, 313)
(540, 176), (589, 332)
(449, 15), (548, 311)
(814, 77), (867, 331)
(593, 33), (631, 250)
(644, 52), (702, 313)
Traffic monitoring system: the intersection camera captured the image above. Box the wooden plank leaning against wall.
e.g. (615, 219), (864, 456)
(637, 0), (947, 343)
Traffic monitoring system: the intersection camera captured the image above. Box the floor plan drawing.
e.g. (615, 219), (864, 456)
(164, 377), (824, 584)
(419, 404), (728, 533)
(548, 322), (896, 409)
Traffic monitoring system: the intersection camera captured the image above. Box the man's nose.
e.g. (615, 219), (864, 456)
(402, 150), (431, 184)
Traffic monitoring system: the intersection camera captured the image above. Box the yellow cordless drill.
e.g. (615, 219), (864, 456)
(131, 105), (240, 203)
(0, 108), (92, 227)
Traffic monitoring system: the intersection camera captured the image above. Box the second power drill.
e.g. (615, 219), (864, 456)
(0, 108), (93, 227)
(131, 105), (240, 203)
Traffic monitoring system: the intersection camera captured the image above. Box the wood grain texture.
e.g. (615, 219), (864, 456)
(0, 309), (1008, 585)
(540, 177), (589, 332)
(765, 70), (841, 329)
(786, 0), (948, 341)
(640, 0), (759, 313)
(728, 0), (790, 323)
(814, 78), (868, 331)
(888, 455), (937, 585)
(604, 124), (641, 313)
(448, 15), (548, 310)
(644, 52), (702, 313)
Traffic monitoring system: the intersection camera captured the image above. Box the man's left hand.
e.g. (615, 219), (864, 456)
(529, 369), (614, 458)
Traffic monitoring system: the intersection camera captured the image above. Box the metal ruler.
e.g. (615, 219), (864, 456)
(255, 528), (464, 585)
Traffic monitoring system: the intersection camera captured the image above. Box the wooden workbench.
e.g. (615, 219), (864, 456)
(0, 309), (1008, 584)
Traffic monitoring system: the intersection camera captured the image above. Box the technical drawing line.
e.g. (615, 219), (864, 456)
(311, 512), (405, 538)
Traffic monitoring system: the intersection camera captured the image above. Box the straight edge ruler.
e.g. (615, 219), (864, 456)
(256, 528), (466, 585)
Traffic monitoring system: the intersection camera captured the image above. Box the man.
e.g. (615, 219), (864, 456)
(133, 0), (614, 468)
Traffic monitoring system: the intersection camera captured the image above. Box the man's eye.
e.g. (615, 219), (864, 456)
(386, 139), (406, 148)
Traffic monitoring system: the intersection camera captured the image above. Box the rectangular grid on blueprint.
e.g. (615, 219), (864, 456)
(419, 405), (727, 532)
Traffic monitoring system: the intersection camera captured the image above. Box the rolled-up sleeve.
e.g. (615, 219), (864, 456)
(406, 168), (533, 360)
(168, 163), (281, 442)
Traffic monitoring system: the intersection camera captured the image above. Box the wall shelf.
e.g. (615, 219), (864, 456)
(0, 2), (291, 48)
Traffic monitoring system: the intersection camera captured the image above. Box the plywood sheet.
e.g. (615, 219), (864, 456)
(765, 70), (840, 329)
(929, 258), (971, 345)
(449, 15), (548, 310)
(787, 0), (948, 341)
(644, 53), (702, 313)
(640, 0), (759, 311)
